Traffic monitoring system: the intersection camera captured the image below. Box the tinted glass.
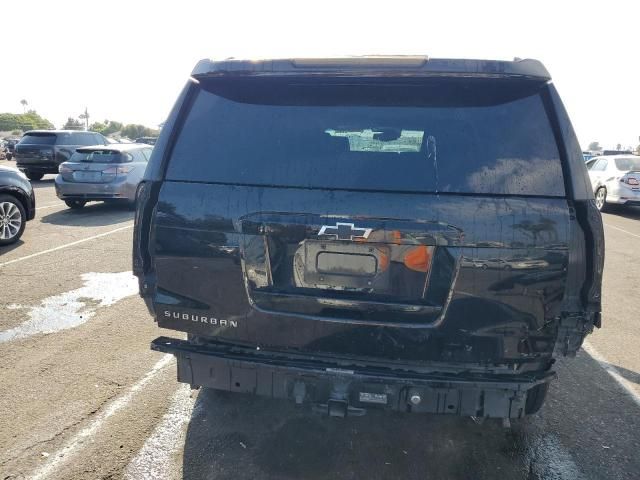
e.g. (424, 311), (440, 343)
(72, 133), (100, 146)
(167, 79), (565, 196)
(19, 134), (56, 145)
(614, 157), (640, 171)
(55, 132), (79, 145)
(71, 150), (127, 163)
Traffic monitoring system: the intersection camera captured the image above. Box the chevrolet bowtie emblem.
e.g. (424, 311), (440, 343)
(318, 222), (372, 241)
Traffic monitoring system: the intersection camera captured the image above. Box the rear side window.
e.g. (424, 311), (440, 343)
(19, 134), (56, 145)
(71, 133), (100, 146)
(591, 159), (608, 171)
(166, 78), (565, 196)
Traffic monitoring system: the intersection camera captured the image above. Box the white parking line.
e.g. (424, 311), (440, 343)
(36, 203), (62, 211)
(29, 355), (174, 480)
(603, 223), (640, 239)
(123, 384), (195, 480)
(583, 341), (640, 407)
(0, 224), (133, 268)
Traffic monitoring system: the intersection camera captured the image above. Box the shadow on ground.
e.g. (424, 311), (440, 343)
(604, 205), (640, 221)
(181, 351), (640, 480)
(40, 202), (133, 227)
(0, 239), (25, 257)
(29, 177), (56, 189)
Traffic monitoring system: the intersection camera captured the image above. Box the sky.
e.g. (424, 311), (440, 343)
(1, 0), (638, 150)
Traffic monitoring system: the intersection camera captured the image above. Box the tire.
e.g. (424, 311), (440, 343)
(481, 264), (488, 270)
(25, 171), (44, 181)
(6, 153), (12, 161)
(65, 200), (87, 209)
(503, 264), (512, 271)
(594, 187), (608, 212)
(0, 194), (26, 246)
(524, 382), (549, 415)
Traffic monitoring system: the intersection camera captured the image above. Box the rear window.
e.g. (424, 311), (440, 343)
(166, 78), (565, 196)
(71, 150), (130, 163)
(614, 157), (640, 171)
(19, 134), (56, 145)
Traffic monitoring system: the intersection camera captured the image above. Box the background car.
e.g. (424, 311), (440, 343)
(14, 130), (109, 181)
(587, 155), (640, 211)
(134, 136), (158, 145)
(54, 143), (152, 209)
(3, 138), (20, 160)
(0, 165), (36, 245)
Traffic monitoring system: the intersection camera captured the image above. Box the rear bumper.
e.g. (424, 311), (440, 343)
(152, 336), (555, 418)
(605, 186), (640, 205)
(16, 162), (59, 174)
(55, 176), (137, 202)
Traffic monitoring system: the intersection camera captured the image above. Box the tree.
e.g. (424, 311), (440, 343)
(121, 124), (158, 140)
(0, 111), (53, 131)
(79, 107), (90, 131)
(20, 99), (28, 113)
(89, 121), (107, 133)
(102, 120), (123, 136)
(616, 143), (622, 151)
(62, 117), (84, 130)
(588, 141), (602, 151)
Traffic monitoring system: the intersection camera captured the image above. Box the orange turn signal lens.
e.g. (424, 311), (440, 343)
(403, 246), (432, 273)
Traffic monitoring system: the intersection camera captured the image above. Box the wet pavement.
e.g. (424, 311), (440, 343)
(0, 164), (639, 480)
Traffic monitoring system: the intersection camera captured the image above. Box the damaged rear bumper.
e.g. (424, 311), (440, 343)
(152, 337), (555, 419)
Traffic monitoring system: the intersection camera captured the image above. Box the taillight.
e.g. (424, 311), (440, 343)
(103, 165), (135, 175)
(133, 181), (151, 276)
(403, 245), (433, 273)
(59, 164), (73, 174)
(626, 177), (639, 185)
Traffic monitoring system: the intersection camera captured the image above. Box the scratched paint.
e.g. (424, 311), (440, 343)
(0, 271), (138, 343)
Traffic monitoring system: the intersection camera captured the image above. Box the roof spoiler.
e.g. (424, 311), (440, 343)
(191, 56), (551, 80)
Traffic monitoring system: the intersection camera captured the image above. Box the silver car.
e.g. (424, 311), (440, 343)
(587, 155), (640, 211)
(55, 144), (152, 209)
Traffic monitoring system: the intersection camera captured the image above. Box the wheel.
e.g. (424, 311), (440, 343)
(594, 187), (608, 212)
(525, 382), (549, 415)
(65, 200), (87, 209)
(0, 194), (26, 246)
(25, 171), (44, 181)
(503, 264), (512, 271)
(6, 153), (12, 160)
(481, 264), (488, 270)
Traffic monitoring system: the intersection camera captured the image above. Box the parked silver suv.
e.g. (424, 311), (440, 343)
(55, 144), (152, 209)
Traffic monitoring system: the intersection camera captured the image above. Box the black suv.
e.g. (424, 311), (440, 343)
(134, 57), (604, 419)
(0, 165), (36, 245)
(15, 130), (109, 181)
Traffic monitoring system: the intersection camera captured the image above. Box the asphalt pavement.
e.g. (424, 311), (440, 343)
(0, 162), (639, 480)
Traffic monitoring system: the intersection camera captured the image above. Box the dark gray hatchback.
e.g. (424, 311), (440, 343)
(134, 57), (604, 419)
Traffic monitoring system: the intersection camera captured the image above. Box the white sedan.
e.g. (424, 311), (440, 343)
(587, 155), (640, 211)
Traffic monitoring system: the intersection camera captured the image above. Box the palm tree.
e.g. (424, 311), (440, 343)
(79, 107), (90, 131)
(20, 99), (28, 113)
